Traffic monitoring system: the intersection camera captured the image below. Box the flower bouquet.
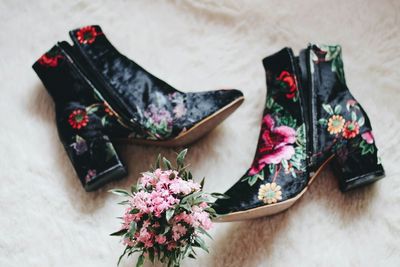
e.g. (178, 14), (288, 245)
(110, 149), (226, 267)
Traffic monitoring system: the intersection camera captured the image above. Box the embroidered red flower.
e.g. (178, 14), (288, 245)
(76, 26), (101, 44)
(277, 71), (298, 99)
(342, 121), (360, 139)
(38, 53), (63, 67)
(249, 114), (296, 175)
(68, 109), (89, 129)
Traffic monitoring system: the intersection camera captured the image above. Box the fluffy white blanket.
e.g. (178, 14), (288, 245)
(1, 0), (399, 266)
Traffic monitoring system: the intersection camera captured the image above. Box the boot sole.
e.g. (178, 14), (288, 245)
(116, 96), (244, 147)
(214, 154), (335, 222)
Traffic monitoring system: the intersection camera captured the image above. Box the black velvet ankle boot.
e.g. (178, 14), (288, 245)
(214, 45), (384, 221)
(64, 25), (244, 146)
(33, 25), (244, 191)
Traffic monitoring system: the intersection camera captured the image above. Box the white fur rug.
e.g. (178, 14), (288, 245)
(1, 0), (399, 266)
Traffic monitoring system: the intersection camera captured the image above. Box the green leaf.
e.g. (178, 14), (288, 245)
(358, 116), (365, 127)
(136, 254), (145, 267)
(148, 249), (155, 263)
(110, 228), (128, 236)
(197, 227), (213, 240)
(210, 193), (230, 199)
(322, 104), (334, 115)
(351, 111), (357, 121)
(131, 185), (138, 194)
(117, 247), (129, 266)
(318, 119), (328, 126)
(194, 237), (209, 253)
(248, 175), (258, 186)
(162, 226), (171, 235)
(180, 203), (192, 212)
(188, 253), (196, 259)
(176, 149), (188, 168)
(101, 116), (107, 127)
(166, 209), (175, 221)
(200, 177), (205, 188)
(155, 154), (161, 169)
(334, 105), (342, 114)
(163, 157), (172, 169)
(129, 221), (137, 235)
(129, 208), (140, 214)
(86, 105), (100, 114)
(108, 189), (131, 197)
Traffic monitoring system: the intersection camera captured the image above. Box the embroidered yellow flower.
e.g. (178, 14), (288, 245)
(258, 182), (282, 204)
(327, 115), (345, 134)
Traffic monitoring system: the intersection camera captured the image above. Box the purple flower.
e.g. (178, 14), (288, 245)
(70, 136), (88, 155)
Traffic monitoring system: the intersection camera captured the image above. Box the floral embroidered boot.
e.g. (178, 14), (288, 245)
(62, 25), (244, 146)
(214, 45), (385, 221)
(33, 45), (130, 191)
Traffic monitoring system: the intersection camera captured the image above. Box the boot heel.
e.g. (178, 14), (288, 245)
(60, 125), (127, 192)
(33, 45), (128, 191)
(331, 135), (385, 192)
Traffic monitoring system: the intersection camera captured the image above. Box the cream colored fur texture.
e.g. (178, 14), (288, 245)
(0, 0), (399, 266)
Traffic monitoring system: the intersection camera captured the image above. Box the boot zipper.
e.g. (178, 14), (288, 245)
(57, 44), (137, 131)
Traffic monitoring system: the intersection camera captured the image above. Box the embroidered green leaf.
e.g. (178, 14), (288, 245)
(351, 111), (357, 121)
(268, 164), (275, 175)
(296, 124), (306, 146)
(322, 104), (334, 115)
(86, 105), (100, 114)
(334, 105), (342, 114)
(358, 116), (365, 127)
(101, 116), (108, 127)
(360, 140), (375, 155)
(318, 118), (328, 126)
(249, 176), (257, 186)
(266, 97), (274, 110)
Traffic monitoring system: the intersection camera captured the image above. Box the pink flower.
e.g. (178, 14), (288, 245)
(172, 224), (187, 241)
(123, 238), (135, 247)
(169, 179), (199, 195)
(362, 131), (374, 144)
(199, 202), (209, 209)
(173, 103), (187, 118)
(249, 114), (296, 175)
(155, 235), (167, 245)
(167, 242), (177, 251)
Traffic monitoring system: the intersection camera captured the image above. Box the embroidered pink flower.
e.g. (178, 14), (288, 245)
(249, 114), (296, 175)
(362, 131), (374, 144)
